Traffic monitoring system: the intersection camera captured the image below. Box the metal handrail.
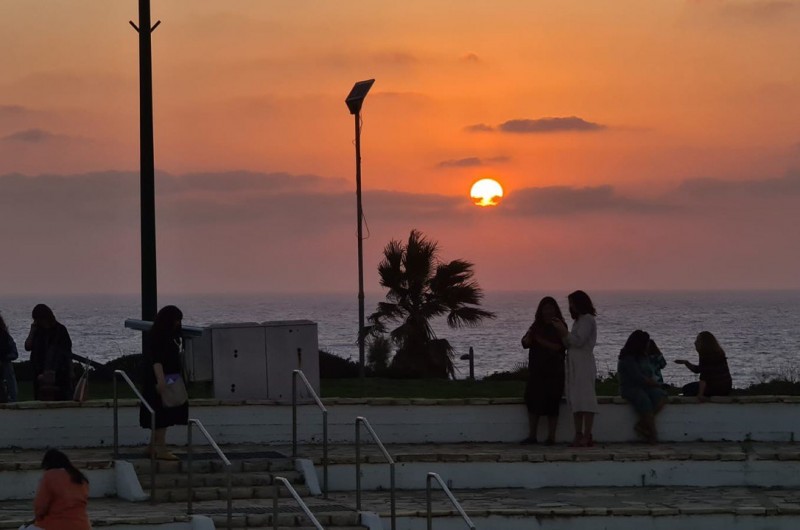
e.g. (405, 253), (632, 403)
(355, 416), (395, 530)
(291, 369), (328, 497)
(112, 369), (156, 503)
(272, 476), (324, 530)
(187, 419), (233, 530)
(426, 472), (476, 530)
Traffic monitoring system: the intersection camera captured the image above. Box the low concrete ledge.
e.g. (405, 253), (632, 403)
(3, 395), (800, 410)
(2, 397), (799, 448)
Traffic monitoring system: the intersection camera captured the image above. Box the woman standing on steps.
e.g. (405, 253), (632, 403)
(520, 296), (567, 445)
(139, 305), (188, 461)
(553, 290), (598, 447)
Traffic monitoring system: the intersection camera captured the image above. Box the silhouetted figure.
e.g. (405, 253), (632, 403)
(139, 305), (188, 460)
(675, 331), (732, 400)
(618, 330), (668, 443)
(24, 305), (73, 401)
(552, 290), (598, 447)
(0, 313), (19, 403)
(33, 449), (90, 530)
(520, 297), (567, 445)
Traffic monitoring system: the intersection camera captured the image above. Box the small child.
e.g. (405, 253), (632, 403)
(646, 339), (667, 386)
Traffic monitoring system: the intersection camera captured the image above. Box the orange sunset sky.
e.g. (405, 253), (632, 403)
(0, 0), (799, 295)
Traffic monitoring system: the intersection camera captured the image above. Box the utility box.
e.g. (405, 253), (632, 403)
(264, 320), (320, 402)
(186, 320), (319, 402)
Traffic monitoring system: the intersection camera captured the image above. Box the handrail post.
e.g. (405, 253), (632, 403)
(292, 371), (297, 458)
(272, 479), (279, 530)
(150, 414), (155, 504)
(226, 465), (232, 530)
(426, 473), (433, 530)
(187, 422), (193, 514)
(322, 409), (328, 498)
(113, 374), (119, 459)
(426, 472), (476, 530)
(292, 369), (328, 498)
(355, 419), (361, 511)
(112, 370), (157, 504)
(390, 461), (396, 530)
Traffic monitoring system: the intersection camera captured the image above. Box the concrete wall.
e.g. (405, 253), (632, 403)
(328, 459), (800, 491)
(1, 398), (798, 449)
(392, 515), (800, 530)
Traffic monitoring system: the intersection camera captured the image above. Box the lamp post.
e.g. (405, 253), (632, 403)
(345, 79), (375, 379)
(130, 1), (161, 327)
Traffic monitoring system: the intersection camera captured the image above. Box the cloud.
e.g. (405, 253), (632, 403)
(498, 117), (607, 133)
(504, 185), (672, 216)
(0, 105), (32, 118)
(461, 53), (481, 63)
(687, 0), (798, 22)
(436, 156), (510, 169)
(464, 117), (607, 134)
(675, 170), (800, 197)
(1, 128), (61, 143)
(464, 123), (494, 133)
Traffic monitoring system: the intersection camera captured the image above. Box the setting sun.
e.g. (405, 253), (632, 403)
(470, 178), (504, 207)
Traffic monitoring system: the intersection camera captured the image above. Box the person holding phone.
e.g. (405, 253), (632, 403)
(24, 305), (73, 401)
(675, 331), (732, 401)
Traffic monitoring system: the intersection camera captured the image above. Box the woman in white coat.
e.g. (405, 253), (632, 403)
(553, 290), (598, 447)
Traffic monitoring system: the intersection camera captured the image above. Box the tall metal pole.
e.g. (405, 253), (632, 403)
(355, 113), (365, 379)
(136, 0), (158, 326)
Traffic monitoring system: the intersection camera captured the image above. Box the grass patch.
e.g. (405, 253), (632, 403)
(321, 378), (526, 399)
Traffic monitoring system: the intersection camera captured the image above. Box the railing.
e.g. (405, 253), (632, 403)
(426, 472), (476, 530)
(272, 476), (325, 530)
(291, 369), (328, 497)
(187, 419), (233, 530)
(355, 416), (395, 530)
(112, 369), (156, 502)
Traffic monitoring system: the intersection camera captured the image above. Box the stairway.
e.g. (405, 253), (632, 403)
(130, 451), (369, 529)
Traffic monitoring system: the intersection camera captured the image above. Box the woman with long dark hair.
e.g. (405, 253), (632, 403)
(553, 290), (598, 447)
(675, 331), (732, 400)
(34, 449), (90, 530)
(0, 313), (19, 403)
(139, 305), (188, 460)
(24, 304), (73, 401)
(618, 330), (667, 443)
(520, 296), (566, 445)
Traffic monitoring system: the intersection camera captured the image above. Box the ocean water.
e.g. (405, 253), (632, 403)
(1, 290), (798, 387)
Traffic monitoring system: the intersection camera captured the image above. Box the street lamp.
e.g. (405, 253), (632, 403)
(345, 78), (375, 379)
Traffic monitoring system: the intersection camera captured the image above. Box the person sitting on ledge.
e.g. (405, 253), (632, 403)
(675, 331), (732, 401)
(618, 330), (667, 443)
(30, 449), (91, 530)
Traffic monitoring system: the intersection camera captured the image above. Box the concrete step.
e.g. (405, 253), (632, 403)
(131, 457), (295, 475)
(153, 484), (312, 503)
(333, 486), (800, 530)
(153, 470), (304, 489)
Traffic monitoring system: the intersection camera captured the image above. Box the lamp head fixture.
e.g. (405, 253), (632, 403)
(345, 79), (375, 115)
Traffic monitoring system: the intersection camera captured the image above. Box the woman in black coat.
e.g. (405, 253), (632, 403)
(24, 304), (73, 401)
(139, 305), (188, 460)
(520, 296), (567, 445)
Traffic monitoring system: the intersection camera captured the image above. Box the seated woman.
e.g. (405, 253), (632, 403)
(33, 449), (91, 530)
(618, 330), (667, 443)
(675, 331), (732, 400)
(646, 339), (667, 386)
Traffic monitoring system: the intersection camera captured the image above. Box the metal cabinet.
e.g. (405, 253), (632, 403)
(209, 323), (267, 400)
(186, 320), (320, 402)
(264, 320), (319, 402)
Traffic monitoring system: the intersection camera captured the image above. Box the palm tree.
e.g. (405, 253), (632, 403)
(367, 229), (495, 378)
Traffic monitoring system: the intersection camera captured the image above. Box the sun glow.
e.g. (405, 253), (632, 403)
(470, 178), (504, 207)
